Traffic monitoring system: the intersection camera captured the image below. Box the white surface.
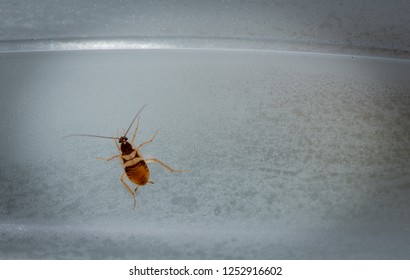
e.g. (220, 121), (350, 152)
(0, 0), (410, 259)
(0, 49), (409, 259)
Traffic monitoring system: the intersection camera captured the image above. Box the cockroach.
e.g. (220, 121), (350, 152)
(65, 105), (190, 208)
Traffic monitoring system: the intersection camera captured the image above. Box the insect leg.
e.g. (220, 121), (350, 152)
(130, 116), (140, 144)
(113, 137), (121, 152)
(145, 158), (191, 173)
(96, 154), (120, 161)
(136, 130), (159, 149)
(120, 173), (137, 209)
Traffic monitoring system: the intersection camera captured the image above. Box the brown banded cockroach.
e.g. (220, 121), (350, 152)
(65, 105), (190, 208)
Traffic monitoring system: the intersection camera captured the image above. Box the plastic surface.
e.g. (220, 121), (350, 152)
(0, 1), (409, 259)
(1, 0), (410, 54)
(1, 49), (409, 259)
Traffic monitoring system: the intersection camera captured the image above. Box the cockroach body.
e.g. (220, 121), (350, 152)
(65, 105), (190, 208)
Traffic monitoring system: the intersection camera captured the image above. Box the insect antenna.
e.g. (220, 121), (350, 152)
(122, 104), (147, 137)
(63, 134), (119, 140)
(63, 104), (147, 140)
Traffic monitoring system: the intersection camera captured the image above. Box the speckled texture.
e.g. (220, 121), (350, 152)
(0, 49), (409, 259)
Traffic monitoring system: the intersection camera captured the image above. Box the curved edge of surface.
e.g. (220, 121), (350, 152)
(1, 36), (410, 60)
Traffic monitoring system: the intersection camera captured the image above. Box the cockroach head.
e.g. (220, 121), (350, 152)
(119, 136), (128, 143)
